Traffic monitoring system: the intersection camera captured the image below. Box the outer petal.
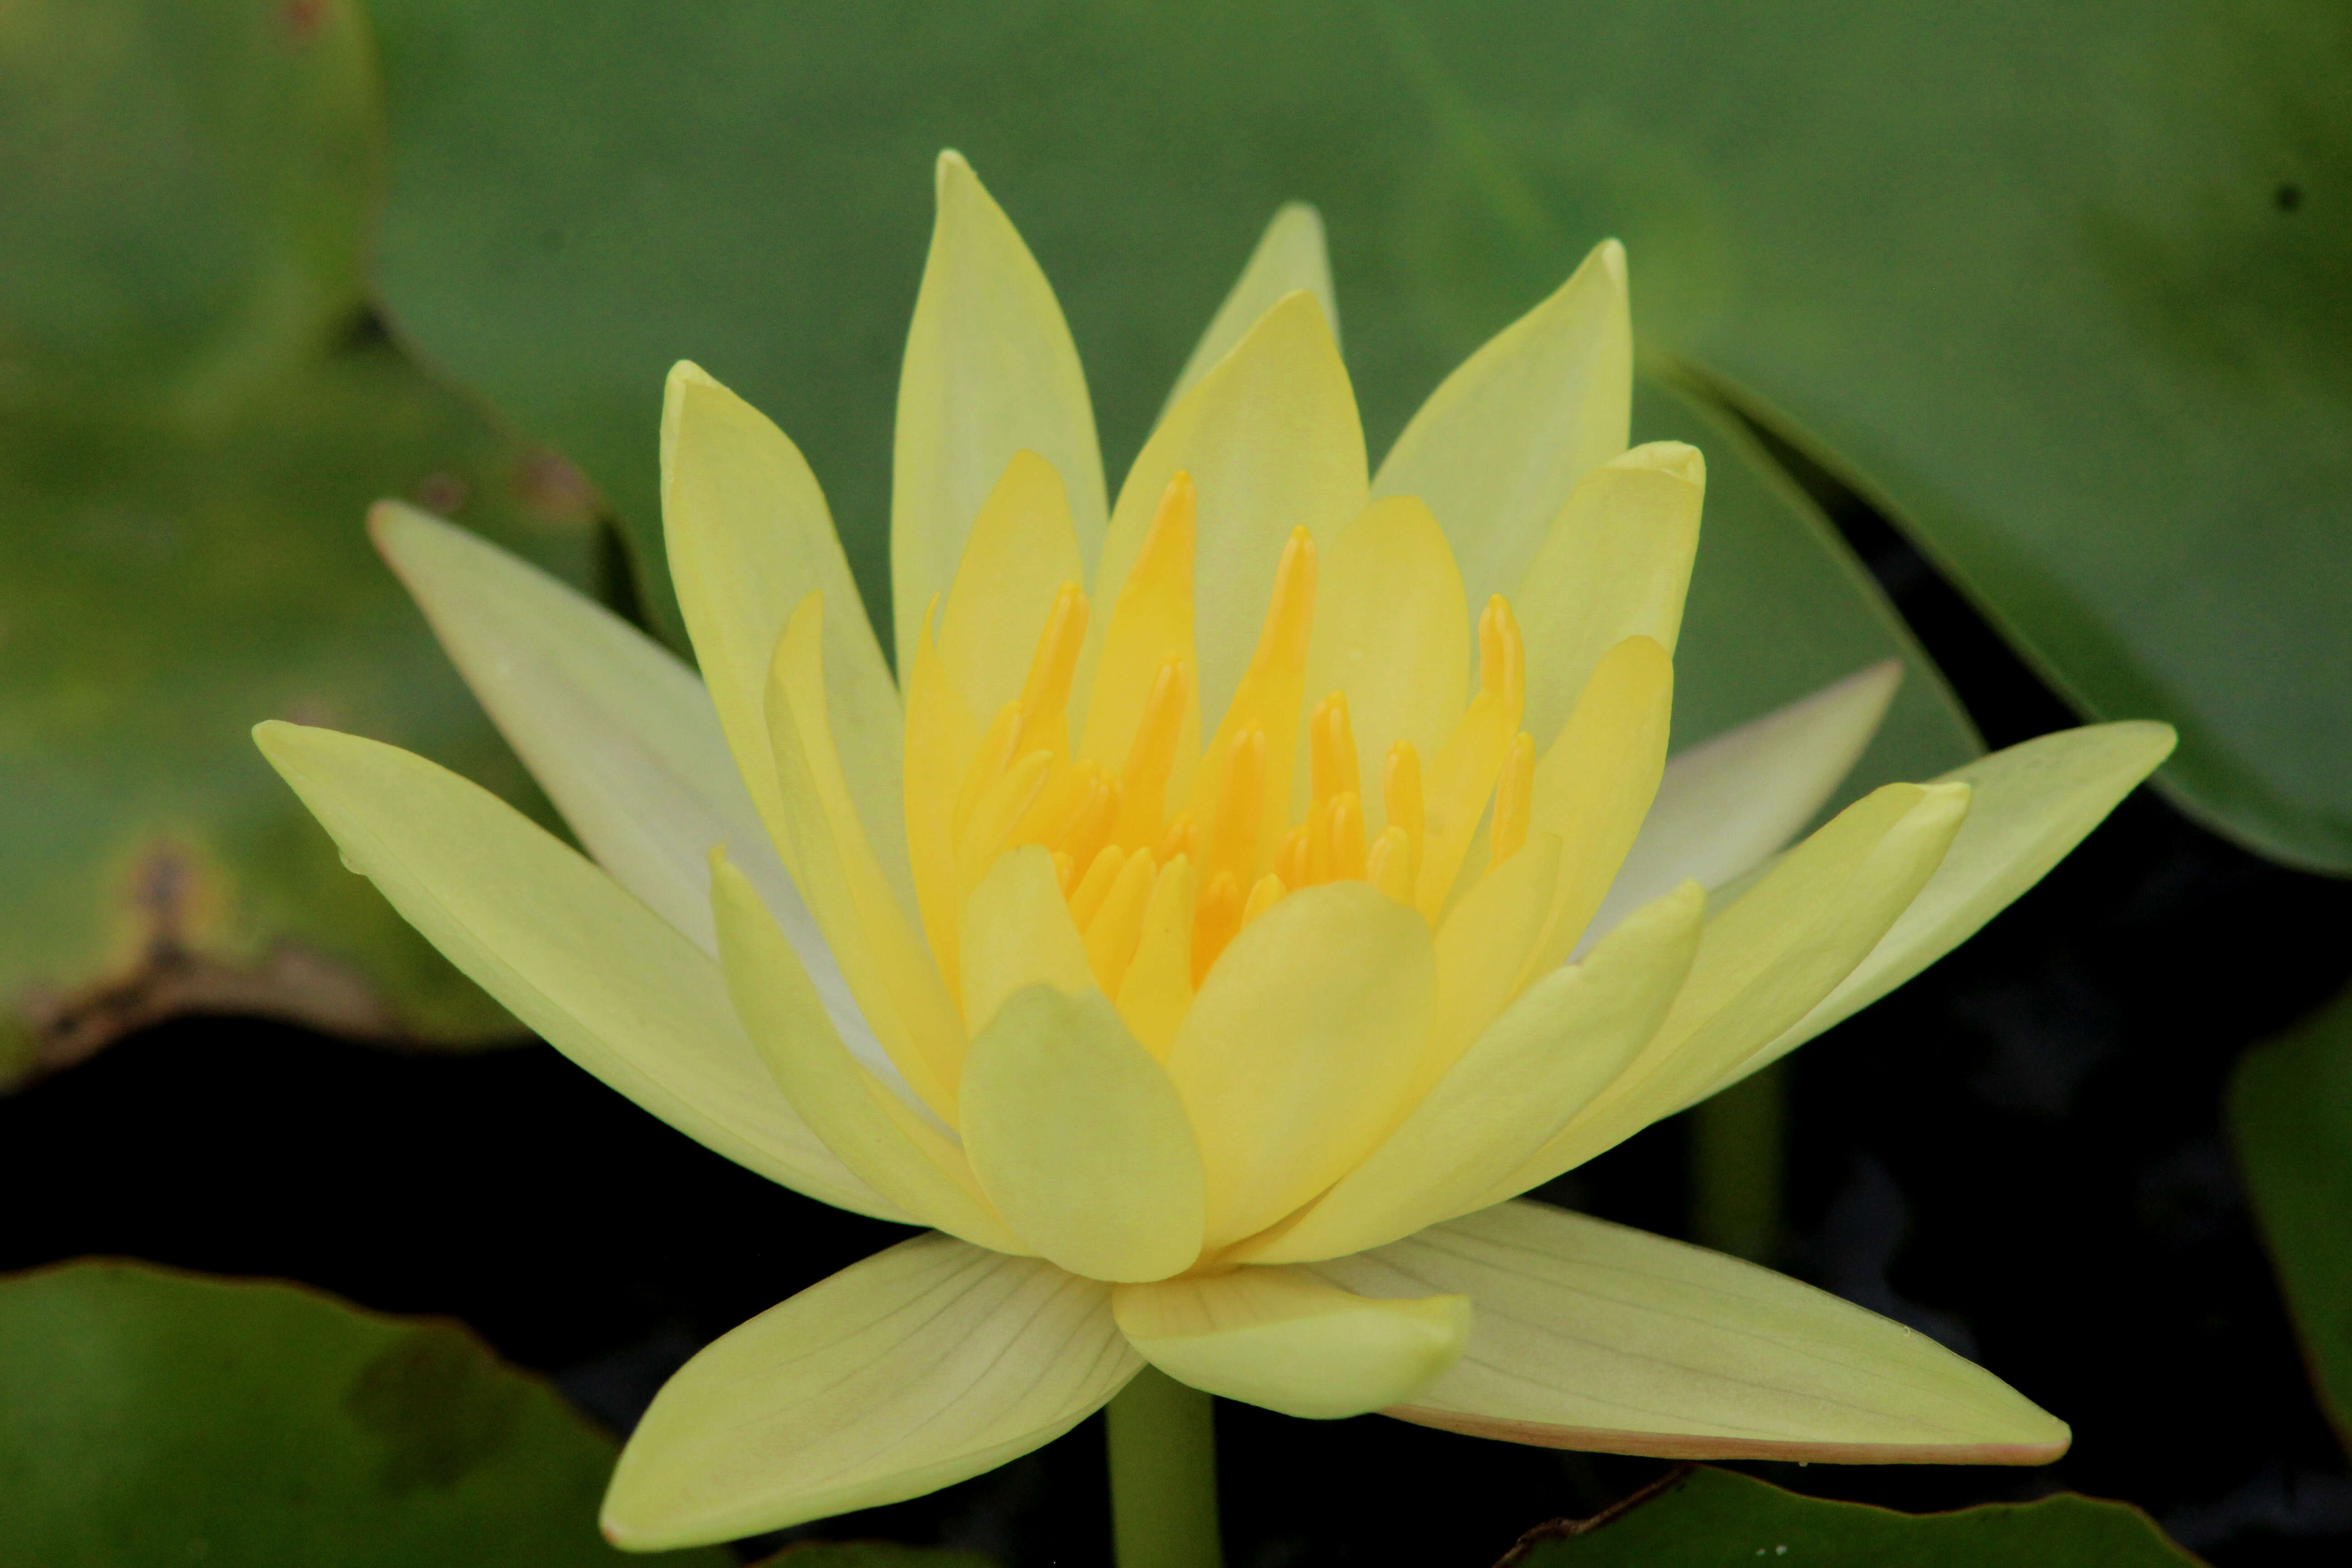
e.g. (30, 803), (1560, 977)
(1237, 883), (1703, 1266)
(962, 985), (1208, 1283)
(662, 363), (910, 908)
(371, 502), (898, 1095)
(893, 151), (1107, 678)
(1313, 1200), (2068, 1464)
(1512, 442), (1705, 748)
(1373, 240), (1631, 621)
(1091, 291), (1367, 722)
(1161, 201), (1339, 419)
(603, 1235), (1137, 1548)
(252, 722), (899, 1221)
(1167, 884), (1436, 1251)
(1112, 1267), (1467, 1420)
(1578, 661), (1902, 956)
(711, 853), (1024, 1254)
(1689, 720), (2177, 1105)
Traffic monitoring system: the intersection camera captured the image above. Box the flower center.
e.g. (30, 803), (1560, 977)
(933, 472), (1538, 1003)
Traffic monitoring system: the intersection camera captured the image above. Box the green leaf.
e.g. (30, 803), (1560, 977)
(1511, 1466), (2200, 1567)
(0, 1260), (730, 1566)
(0, 0), (602, 1083)
(2227, 981), (2352, 1458)
(362, 0), (1977, 800)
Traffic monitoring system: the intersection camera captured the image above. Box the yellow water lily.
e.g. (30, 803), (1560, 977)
(255, 152), (2172, 1551)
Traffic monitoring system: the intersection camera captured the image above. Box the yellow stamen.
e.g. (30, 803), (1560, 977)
(1274, 825), (1311, 890)
(1366, 825), (1415, 903)
(1184, 528), (1316, 857)
(1328, 791), (1367, 882)
(1013, 581), (1088, 755)
(1008, 757), (1093, 849)
(1080, 470), (1197, 781)
(1118, 855), (1196, 1059)
(1193, 869), (1244, 983)
(1067, 843), (1127, 931)
(1206, 729), (1268, 887)
(1384, 740), (1424, 887)
(1085, 848), (1158, 993)
(1058, 769), (1122, 873)
(1052, 849), (1076, 894)
(1305, 794), (1334, 884)
(1155, 811), (1199, 869)
(1240, 871), (1287, 929)
(1490, 730), (1536, 868)
(1478, 593), (1527, 712)
(1308, 691), (1358, 809)
(1114, 655), (1188, 844)
(953, 700), (1023, 841)
(1415, 595), (1527, 917)
(959, 749), (1054, 885)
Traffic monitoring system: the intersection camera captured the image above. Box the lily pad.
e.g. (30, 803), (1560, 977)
(362, 1), (2350, 870)
(1509, 1466), (2199, 1566)
(0, 1259), (730, 1565)
(2228, 981), (2352, 1457)
(0, 0), (600, 1083)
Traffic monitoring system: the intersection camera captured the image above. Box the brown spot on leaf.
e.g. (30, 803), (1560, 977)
(511, 450), (603, 525)
(283, 0), (326, 41)
(411, 470), (470, 516)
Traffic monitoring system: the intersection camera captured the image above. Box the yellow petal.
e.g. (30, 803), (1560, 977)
(1513, 442), (1705, 748)
(1093, 291), (1366, 723)
(1691, 720), (2176, 1105)
(1299, 496), (1470, 830)
(1117, 856), (1198, 1058)
(662, 363), (909, 909)
(1078, 472), (1200, 806)
(710, 853), (1023, 1253)
(252, 722), (897, 1221)
(1237, 883), (1703, 1265)
(1161, 201), (1339, 419)
(961, 985), (1207, 1282)
(960, 845), (1093, 1033)
(604, 1236), (1136, 1548)
(766, 596), (966, 1117)
(1373, 240), (1631, 617)
(892, 151), (1106, 678)
(1581, 661), (1901, 955)
(1112, 1267), (1467, 1420)
(1314, 1200), (2068, 1464)
(903, 617), (978, 995)
(1165, 883), (1435, 1249)
(937, 450), (1089, 720)
(1421, 831), (1562, 1093)
(1517, 635), (1676, 976)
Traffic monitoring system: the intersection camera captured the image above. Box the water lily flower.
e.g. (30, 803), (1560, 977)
(255, 152), (2172, 1550)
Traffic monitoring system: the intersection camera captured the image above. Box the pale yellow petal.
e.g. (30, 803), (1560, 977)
(1237, 884), (1703, 1265)
(662, 363), (908, 908)
(1092, 291), (1367, 722)
(1112, 1267), (1467, 1420)
(252, 722), (897, 1220)
(1691, 720), (2176, 1104)
(1313, 1200), (2068, 1463)
(892, 151), (1106, 678)
(604, 1236), (1136, 1548)
(710, 854), (1022, 1252)
(961, 985), (1207, 1282)
(1373, 240), (1631, 617)
(1580, 662), (1901, 956)
(765, 596), (966, 1117)
(1162, 201), (1339, 419)
(903, 617), (978, 995)
(1165, 883), (1435, 1249)
(1299, 496), (1470, 830)
(1512, 442), (1704, 747)
(937, 450), (1089, 719)
(1422, 832), (1562, 1093)
(960, 846), (1093, 1033)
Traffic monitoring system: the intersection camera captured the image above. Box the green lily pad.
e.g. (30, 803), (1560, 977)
(0, 0), (600, 1083)
(363, 0), (1975, 797)
(363, 2), (2349, 870)
(1511, 1466), (2199, 1566)
(2227, 981), (2352, 1457)
(0, 1260), (730, 1566)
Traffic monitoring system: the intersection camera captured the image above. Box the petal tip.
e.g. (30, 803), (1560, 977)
(1596, 236), (1627, 283)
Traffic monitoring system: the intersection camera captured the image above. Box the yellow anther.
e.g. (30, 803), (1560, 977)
(1008, 757), (1092, 850)
(1014, 581), (1088, 754)
(1250, 528), (1319, 675)
(1305, 794), (1334, 884)
(1058, 769), (1122, 874)
(953, 700), (1023, 841)
(1384, 740), (1424, 885)
(1115, 656), (1188, 843)
(1155, 811), (1199, 870)
(1477, 594), (1527, 717)
(959, 749), (1054, 882)
(1206, 729), (1268, 887)
(1240, 872), (1287, 930)
(1366, 825), (1415, 903)
(1193, 869), (1244, 984)
(1052, 849), (1076, 894)
(1328, 791), (1367, 882)
(1067, 843), (1127, 931)
(1274, 825), (1311, 891)
(1085, 848), (1158, 994)
(1490, 730), (1536, 869)
(1308, 691), (1359, 809)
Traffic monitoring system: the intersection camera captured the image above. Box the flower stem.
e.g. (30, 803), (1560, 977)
(1107, 1365), (1224, 1568)
(1690, 1060), (1786, 1264)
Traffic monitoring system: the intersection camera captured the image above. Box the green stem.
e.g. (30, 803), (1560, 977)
(1106, 1365), (1224, 1568)
(1690, 1060), (1787, 1264)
